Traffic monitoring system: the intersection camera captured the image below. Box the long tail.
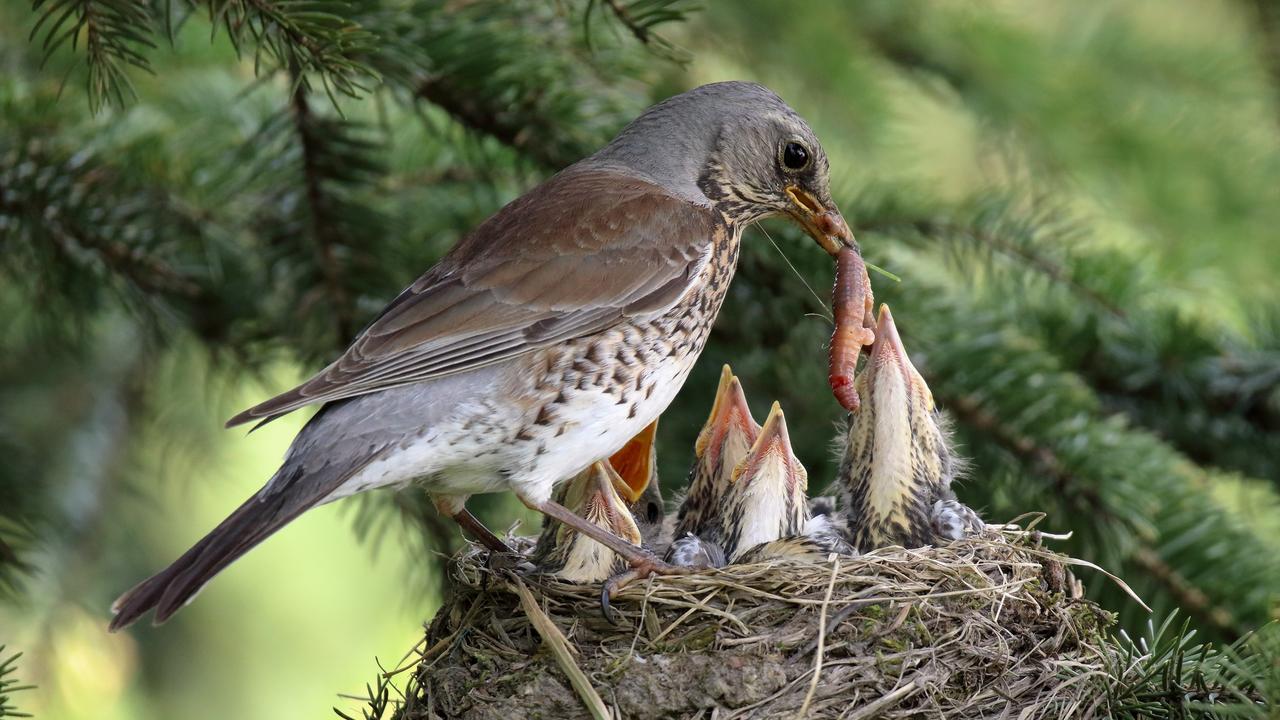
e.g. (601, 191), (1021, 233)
(108, 489), (313, 631)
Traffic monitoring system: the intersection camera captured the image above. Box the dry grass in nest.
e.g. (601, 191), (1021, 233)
(391, 526), (1135, 719)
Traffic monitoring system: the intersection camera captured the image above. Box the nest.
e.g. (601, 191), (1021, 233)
(398, 528), (1126, 719)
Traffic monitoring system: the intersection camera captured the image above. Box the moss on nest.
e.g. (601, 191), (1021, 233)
(387, 527), (1153, 719)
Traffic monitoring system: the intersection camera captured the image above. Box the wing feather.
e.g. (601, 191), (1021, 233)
(226, 168), (720, 428)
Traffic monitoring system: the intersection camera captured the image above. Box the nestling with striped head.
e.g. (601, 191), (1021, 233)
(834, 305), (983, 552)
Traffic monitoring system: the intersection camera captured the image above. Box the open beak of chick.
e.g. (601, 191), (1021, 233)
(720, 402), (810, 561)
(696, 365), (761, 475)
(608, 419), (665, 546)
(609, 420), (658, 506)
(591, 462), (644, 548)
(672, 365), (761, 542)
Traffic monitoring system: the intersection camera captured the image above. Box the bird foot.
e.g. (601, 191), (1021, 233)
(449, 507), (517, 555)
(599, 553), (701, 624)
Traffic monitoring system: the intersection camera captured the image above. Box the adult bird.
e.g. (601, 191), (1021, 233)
(109, 81), (856, 630)
(833, 305), (984, 553)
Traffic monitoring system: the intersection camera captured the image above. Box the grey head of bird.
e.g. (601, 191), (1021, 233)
(718, 402), (810, 562)
(835, 304), (971, 553)
(672, 365), (760, 542)
(531, 461), (642, 583)
(593, 82), (852, 249)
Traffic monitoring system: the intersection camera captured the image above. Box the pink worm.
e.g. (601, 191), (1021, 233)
(828, 247), (875, 412)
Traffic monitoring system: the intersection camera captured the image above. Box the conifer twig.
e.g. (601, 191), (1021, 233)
(944, 391), (1245, 639)
(290, 81), (355, 343)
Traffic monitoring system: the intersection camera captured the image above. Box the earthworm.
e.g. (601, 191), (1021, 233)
(829, 246), (875, 412)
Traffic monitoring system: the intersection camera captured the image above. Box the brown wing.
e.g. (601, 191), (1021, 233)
(226, 167), (721, 428)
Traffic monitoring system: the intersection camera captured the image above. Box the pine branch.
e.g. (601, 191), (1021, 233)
(414, 78), (571, 172)
(593, 0), (695, 62)
(865, 212), (1127, 320)
(203, 0), (379, 100)
(0, 520), (36, 601)
(399, 0), (693, 172)
(28, 0), (158, 111)
(291, 82), (356, 342)
(945, 392), (1243, 638)
(0, 647), (33, 719)
(43, 214), (205, 300)
(25, 0), (380, 111)
(1093, 615), (1277, 717)
(0, 139), (221, 330)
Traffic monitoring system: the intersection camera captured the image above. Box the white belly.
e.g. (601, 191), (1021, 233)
(326, 351), (696, 506)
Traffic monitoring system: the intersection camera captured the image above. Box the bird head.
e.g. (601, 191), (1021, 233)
(674, 365), (760, 539)
(695, 365), (760, 480)
(838, 305), (957, 550)
(720, 402), (810, 561)
(593, 81), (854, 256)
(533, 461), (642, 583)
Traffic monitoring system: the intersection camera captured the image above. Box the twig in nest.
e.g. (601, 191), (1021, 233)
(512, 575), (611, 720)
(799, 556), (840, 715)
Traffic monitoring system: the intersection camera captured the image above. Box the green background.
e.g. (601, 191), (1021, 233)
(2, 1), (1279, 717)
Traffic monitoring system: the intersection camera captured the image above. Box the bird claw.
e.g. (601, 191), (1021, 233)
(599, 554), (699, 625)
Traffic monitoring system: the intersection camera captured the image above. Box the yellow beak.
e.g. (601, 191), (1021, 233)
(785, 186), (855, 256)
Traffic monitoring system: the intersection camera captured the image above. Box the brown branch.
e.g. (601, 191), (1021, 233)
(290, 83), (355, 345)
(945, 392), (1111, 519)
(602, 0), (650, 44)
(38, 215), (204, 300)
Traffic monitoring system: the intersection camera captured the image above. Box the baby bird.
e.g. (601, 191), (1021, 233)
(834, 305), (984, 553)
(531, 461), (642, 583)
(666, 365), (760, 566)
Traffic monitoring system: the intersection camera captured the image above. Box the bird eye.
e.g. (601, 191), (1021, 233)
(647, 503), (660, 524)
(781, 141), (810, 171)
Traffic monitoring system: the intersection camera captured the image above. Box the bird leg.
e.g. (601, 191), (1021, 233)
(447, 505), (516, 555)
(521, 494), (702, 622)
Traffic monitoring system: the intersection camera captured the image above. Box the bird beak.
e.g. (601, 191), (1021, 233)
(785, 186), (855, 257)
(866, 304), (931, 405)
(590, 462), (643, 545)
(732, 401), (807, 492)
(695, 365), (760, 463)
(868, 304), (911, 382)
(608, 420), (658, 505)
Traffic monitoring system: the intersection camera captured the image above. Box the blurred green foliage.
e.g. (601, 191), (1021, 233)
(2, 0), (1280, 717)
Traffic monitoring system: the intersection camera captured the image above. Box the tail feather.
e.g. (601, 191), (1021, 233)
(109, 490), (310, 631)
